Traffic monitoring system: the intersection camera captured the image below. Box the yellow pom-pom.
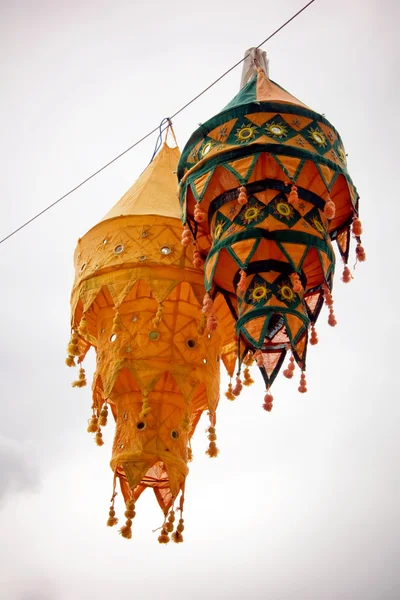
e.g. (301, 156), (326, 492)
(78, 318), (88, 337)
(172, 530), (184, 543)
(99, 404), (108, 427)
(87, 416), (98, 433)
(176, 518), (184, 533)
(95, 431), (104, 446)
(65, 356), (75, 367)
(243, 366), (254, 386)
(206, 441), (219, 458)
(158, 527), (170, 544)
(225, 383), (235, 401)
(119, 523), (132, 539)
(165, 522), (174, 533)
(187, 447), (193, 462)
(124, 509), (136, 519)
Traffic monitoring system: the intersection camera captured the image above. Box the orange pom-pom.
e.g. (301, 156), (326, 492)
(324, 199), (336, 220)
(310, 324), (318, 345)
(341, 265), (352, 283)
(352, 217), (363, 237)
(283, 369), (293, 379)
(328, 312), (337, 327)
(192, 250), (203, 268)
(298, 372), (307, 393)
(225, 383), (236, 401)
(355, 243), (366, 262)
(290, 273), (303, 294)
(237, 269), (247, 292)
(181, 228), (192, 247)
(232, 375), (243, 397)
(194, 205), (206, 223)
(288, 184), (299, 207)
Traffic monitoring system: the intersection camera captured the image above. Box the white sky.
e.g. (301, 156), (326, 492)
(0, 1), (399, 599)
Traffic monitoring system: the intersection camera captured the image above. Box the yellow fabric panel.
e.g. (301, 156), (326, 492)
(69, 142), (236, 522)
(101, 143), (181, 220)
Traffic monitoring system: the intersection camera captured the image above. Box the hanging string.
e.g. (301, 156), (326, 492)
(0, 0), (316, 247)
(149, 117), (171, 164)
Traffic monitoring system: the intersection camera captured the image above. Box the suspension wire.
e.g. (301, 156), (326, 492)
(0, 0), (316, 246)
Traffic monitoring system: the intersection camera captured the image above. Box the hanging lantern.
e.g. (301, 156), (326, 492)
(177, 48), (363, 400)
(68, 136), (235, 543)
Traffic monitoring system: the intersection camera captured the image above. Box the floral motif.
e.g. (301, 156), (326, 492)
(250, 284), (269, 303)
(265, 121), (289, 138)
(241, 205), (265, 225)
(235, 124), (258, 143)
(308, 127), (327, 147)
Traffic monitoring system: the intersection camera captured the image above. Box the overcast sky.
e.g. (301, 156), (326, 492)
(0, 1), (399, 599)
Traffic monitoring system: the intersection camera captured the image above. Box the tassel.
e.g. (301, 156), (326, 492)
(232, 375), (243, 397)
(298, 371), (307, 393)
(323, 284), (337, 326)
(87, 415), (99, 433)
(206, 426), (219, 457)
(181, 227), (192, 247)
(165, 510), (175, 533)
(225, 382), (235, 401)
(288, 184), (299, 208)
(158, 526), (170, 544)
(283, 354), (295, 379)
(152, 303), (164, 327)
(71, 366), (87, 388)
(342, 265), (352, 283)
(181, 411), (191, 432)
(78, 317), (88, 337)
(237, 185), (248, 205)
(263, 391), (273, 412)
(206, 418), (219, 457)
(310, 324), (318, 345)
(290, 272), (303, 294)
(139, 392), (151, 419)
(107, 505), (118, 527)
(172, 518), (184, 543)
(202, 292), (213, 314)
(67, 333), (80, 357)
(254, 350), (264, 367)
(355, 242), (366, 263)
(324, 197), (336, 219)
(206, 441), (219, 457)
(194, 204), (206, 223)
(65, 356), (75, 367)
(192, 249), (203, 268)
(95, 430), (104, 446)
(99, 403), (108, 427)
(187, 446), (193, 462)
(119, 499), (136, 539)
(243, 366), (254, 386)
(112, 311), (121, 334)
(197, 313), (206, 336)
(203, 293), (218, 331)
(243, 351), (254, 366)
(352, 217), (363, 237)
(237, 269), (247, 292)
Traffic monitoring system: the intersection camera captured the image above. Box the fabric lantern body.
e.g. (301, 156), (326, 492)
(177, 65), (361, 389)
(68, 142), (235, 540)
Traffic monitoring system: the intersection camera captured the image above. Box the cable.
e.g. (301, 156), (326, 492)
(0, 0), (316, 246)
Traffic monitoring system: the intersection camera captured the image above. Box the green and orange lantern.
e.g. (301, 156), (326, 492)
(177, 50), (365, 408)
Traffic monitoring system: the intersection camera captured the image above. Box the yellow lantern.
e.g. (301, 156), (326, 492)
(67, 135), (235, 543)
